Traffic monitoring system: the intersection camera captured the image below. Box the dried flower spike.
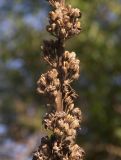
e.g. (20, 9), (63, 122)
(32, 0), (84, 159)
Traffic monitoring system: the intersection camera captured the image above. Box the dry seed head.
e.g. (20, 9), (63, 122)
(47, 3), (81, 39)
(67, 129), (76, 136)
(70, 119), (80, 129)
(33, 0), (84, 159)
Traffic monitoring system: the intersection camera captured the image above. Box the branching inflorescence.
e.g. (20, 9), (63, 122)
(32, 0), (84, 159)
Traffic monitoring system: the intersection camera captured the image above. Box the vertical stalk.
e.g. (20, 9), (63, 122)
(55, 39), (64, 112)
(32, 0), (84, 159)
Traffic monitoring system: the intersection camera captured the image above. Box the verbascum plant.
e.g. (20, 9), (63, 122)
(32, 0), (84, 159)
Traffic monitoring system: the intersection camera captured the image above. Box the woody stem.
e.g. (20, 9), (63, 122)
(55, 40), (64, 112)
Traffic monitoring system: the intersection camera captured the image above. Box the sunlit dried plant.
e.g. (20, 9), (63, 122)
(32, 0), (84, 159)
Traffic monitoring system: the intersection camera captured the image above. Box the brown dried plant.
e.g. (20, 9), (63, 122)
(32, 0), (84, 159)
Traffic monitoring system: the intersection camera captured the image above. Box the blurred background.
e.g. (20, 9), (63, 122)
(0, 0), (121, 159)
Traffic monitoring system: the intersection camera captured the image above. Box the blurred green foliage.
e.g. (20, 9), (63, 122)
(0, 0), (121, 159)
